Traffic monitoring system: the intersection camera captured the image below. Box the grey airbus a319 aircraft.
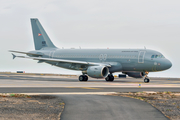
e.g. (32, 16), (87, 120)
(10, 18), (172, 83)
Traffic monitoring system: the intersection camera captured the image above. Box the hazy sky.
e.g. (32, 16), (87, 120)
(0, 0), (179, 77)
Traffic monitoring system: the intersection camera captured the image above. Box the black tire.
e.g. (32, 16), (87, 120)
(105, 76), (110, 81)
(79, 75), (88, 81)
(144, 78), (150, 83)
(84, 75), (88, 81)
(79, 75), (84, 81)
(110, 74), (114, 81)
(105, 74), (114, 82)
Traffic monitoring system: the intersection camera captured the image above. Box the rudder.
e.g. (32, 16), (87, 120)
(31, 18), (56, 50)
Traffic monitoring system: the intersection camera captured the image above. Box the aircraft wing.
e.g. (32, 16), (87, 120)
(11, 54), (111, 67)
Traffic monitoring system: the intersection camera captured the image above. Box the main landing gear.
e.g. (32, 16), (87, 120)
(105, 74), (114, 81)
(79, 74), (114, 82)
(79, 75), (88, 81)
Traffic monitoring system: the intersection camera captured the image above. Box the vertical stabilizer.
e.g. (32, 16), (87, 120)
(31, 18), (56, 50)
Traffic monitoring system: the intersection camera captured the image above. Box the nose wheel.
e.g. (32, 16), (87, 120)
(105, 74), (114, 81)
(79, 75), (88, 81)
(144, 77), (150, 83)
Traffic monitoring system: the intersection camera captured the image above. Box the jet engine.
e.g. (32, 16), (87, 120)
(123, 72), (145, 78)
(85, 66), (109, 78)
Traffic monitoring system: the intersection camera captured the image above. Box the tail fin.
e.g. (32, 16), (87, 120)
(31, 18), (56, 50)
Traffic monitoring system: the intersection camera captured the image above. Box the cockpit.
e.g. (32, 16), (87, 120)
(151, 55), (165, 58)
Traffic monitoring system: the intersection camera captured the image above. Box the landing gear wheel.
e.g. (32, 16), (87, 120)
(79, 75), (88, 81)
(84, 75), (88, 81)
(105, 76), (110, 81)
(105, 74), (114, 82)
(144, 78), (150, 83)
(79, 75), (84, 81)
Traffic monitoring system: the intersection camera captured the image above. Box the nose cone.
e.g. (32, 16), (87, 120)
(161, 59), (172, 70)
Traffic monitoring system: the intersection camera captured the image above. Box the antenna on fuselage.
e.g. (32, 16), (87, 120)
(144, 46), (146, 49)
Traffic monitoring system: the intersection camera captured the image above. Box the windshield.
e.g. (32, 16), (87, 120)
(151, 55), (165, 58)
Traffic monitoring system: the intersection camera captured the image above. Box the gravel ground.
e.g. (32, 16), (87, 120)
(112, 92), (180, 120)
(0, 94), (64, 120)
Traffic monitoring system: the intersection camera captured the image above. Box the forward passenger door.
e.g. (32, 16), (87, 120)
(138, 51), (146, 63)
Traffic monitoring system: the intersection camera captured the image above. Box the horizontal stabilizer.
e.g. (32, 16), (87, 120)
(12, 53), (16, 59)
(9, 50), (43, 56)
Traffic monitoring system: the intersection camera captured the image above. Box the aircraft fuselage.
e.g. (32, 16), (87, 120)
(29, 48), (172, 73)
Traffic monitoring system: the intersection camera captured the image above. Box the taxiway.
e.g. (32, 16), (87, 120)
(0, 73), (179, 120)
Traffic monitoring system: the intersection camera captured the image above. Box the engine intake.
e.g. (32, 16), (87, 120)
(86, 66), (109, 78)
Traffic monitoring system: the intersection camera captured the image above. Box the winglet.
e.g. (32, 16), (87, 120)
(12, 53), (16, 59)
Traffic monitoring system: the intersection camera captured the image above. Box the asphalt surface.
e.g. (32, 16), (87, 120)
(60, 95), (168, 120)
(0, 73), (179, 120)
(1, 87), (180, 93)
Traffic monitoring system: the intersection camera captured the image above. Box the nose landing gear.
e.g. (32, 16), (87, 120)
(144, 77), (150, 83)
(144, 72), (150, 83)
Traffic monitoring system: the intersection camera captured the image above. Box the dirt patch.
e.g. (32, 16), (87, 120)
(0, 94), (64, 120)
(111, 91), (180, 120)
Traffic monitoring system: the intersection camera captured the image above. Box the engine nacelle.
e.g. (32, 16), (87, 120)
(123, 72), (145, 78)
(86, 66), (109, 78)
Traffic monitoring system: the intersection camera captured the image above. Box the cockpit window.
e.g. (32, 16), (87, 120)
(161, 55), (165, 58)
(151, 55), (165, 58)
